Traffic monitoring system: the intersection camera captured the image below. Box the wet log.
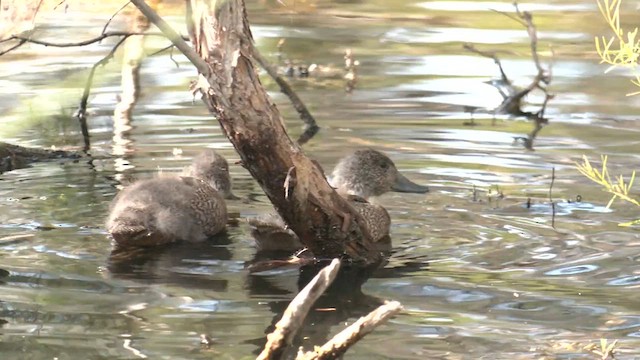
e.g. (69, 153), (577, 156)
(130, 0), (381, 265)
(0, 142), (82, 174)
(258, 259), (342, 360)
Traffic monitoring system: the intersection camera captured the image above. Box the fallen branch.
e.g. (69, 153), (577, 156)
(258, 258), (341, 360)
(0, 142), (83, 174)
(297, 301), (403, 360)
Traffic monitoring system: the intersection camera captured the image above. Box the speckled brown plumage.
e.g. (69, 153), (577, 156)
(348, 195), (391, 243)
(250, 149), (427, 252)
(106, 150), (233, 247)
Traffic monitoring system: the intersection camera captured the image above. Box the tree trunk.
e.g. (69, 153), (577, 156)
(184, 0), (381, 265)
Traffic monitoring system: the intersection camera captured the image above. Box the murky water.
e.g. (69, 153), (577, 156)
(1, 0), (640, 359)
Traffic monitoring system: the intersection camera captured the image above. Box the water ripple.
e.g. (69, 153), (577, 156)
(607, 276), (640, 287)
(544, 264), (599, 276)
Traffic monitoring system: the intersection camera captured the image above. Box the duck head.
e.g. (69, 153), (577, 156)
(185, 149), (236, 199)
(329, 149), (429, 199)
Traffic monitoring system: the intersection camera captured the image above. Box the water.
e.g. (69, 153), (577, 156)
(1, 0), (640, 358)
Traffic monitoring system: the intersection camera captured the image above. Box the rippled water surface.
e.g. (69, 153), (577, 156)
(1, 0), (640, 359)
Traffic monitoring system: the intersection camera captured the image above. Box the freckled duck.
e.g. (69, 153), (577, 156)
(250, 149), (429, 251)
(106, 149), (235, 247)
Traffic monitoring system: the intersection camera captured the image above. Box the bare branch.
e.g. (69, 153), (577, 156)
(297, 301), (403, 360)
(101, 1), (132, 35)
(251, 46), (319, 145)
(76, 35), (132, 151)
(490, 8), (527, 27)
(464, 2), (554, 150)
(130, 0), (210, 76)
(258, 259), (341, 360)
(0, 38), (27, 56)
(463, 43), (511, 87)
(1, 31), (149, 48)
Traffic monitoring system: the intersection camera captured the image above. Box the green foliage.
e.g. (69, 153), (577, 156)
(576, 155), (640, 226)
(595, 0), (640, 95)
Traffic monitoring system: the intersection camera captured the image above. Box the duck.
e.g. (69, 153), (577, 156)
(249, 149), (429, 251)
(106, 149), (235, 247)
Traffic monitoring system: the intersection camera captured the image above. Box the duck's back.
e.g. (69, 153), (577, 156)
(106, 176), (227, 247)
(346, 195), (391, 242)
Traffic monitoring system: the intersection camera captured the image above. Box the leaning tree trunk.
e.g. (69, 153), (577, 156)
(130, 0), (381, 264)
(188, 0), (382, 264)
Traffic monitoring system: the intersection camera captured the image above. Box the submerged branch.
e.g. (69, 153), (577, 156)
(251, 46), (319, 145)
(258, 259), (341, 360)
(298, 301), (403, 360)
(464, 2), (553, 150)
(463, 43), (511, 88)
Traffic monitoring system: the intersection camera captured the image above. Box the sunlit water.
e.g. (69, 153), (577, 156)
(1, 0), (640, 359)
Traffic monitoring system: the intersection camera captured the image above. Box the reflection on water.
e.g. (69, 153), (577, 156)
(1, 0), (640, 359)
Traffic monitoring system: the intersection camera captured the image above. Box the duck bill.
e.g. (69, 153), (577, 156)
(392, 173), (429, 193)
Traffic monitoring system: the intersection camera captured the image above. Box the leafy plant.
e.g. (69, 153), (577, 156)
(595, 0), (640, 95)
(576, 155), (639, 226)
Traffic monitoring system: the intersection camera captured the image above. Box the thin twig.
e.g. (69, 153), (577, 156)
(169, 45), (179, 68)
(549, 167), (556, 228)
(101, 1), (132, 35)
(130, 0), (210, 77)
(2, 31), (148, 48)
(298, 301), (403, 360)
(251, 45), (319, 145)
(147, 44), (181, 67)
(463, 43), (511, 87)
(53, 0), (67, 10)
(0, 39), (28, 56)
(549, 166), (555, 203)
(490, 8), (526, 27)
(147, 43), (174, 56)
(76, 35), (131, 151)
